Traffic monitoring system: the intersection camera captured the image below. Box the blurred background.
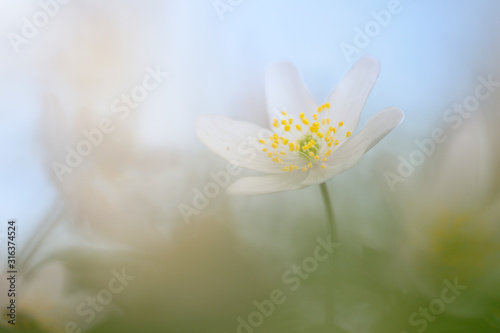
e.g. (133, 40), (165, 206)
(0, 0), (499, 332)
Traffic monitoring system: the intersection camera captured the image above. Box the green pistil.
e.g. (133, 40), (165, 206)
(298, 134), (320, 162)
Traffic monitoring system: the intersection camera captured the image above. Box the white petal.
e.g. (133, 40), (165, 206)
(227, 172), (309, 196)
(326, 56), (380, 132)
(301, 164), (344, 187)
(265, 62), (317, 124)
(325, 107), (404, 174)
(196, 115), (283, 173)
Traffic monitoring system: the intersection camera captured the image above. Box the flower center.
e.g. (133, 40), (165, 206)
(258, 103), (351, 173)
(297, 134), (319, 162)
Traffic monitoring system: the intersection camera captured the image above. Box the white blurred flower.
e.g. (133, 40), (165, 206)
(397, 107), (500, 318)
(196, 56), (403, 195)
(32, 1), (181, 246)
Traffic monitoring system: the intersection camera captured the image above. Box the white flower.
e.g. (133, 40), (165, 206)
(196, 56), (403, 195)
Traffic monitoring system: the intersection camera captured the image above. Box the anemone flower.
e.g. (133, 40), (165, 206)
(196, 56), (403, 196)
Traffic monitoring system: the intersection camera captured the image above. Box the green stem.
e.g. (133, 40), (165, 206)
(319, 182), (336, 329)
(18, 204), (63, 275)
(320, 182), (337, 243)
